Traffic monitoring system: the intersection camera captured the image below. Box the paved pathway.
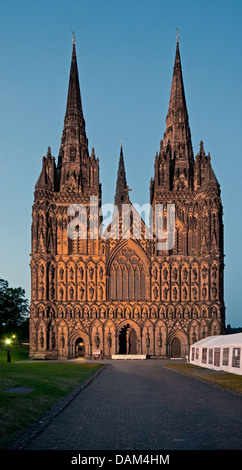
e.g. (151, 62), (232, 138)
(25, 360), (242, 450)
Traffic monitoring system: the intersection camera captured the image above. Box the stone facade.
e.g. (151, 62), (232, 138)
(29, 38), (225, 359)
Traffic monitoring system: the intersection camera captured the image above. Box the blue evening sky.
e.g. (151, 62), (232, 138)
(0, 0), (241, 326)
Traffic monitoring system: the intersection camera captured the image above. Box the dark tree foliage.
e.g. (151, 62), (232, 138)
(0, 279), (29, 338)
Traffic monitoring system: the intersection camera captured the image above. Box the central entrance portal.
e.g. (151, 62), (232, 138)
(118, 324), (137, 355)
(75, 337), (85, 357)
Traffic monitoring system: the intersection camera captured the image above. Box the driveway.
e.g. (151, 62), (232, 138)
(25, 359), (242, 450)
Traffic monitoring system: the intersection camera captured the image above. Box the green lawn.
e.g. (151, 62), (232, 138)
(0, 345), (102, 448)
(163, 362), (242, 394)
(0, 343), (29, 362)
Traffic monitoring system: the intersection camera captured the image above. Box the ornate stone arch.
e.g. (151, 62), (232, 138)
(68, 329), (91, 358)
(167, 329), (189, 358)
(117, 319), (142, 355)
(107, 239), (150, 301)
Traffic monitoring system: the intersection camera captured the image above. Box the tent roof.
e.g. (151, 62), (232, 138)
(192, 333), (242, 348)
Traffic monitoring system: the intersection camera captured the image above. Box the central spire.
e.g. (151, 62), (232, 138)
(115, 144), (128, 208)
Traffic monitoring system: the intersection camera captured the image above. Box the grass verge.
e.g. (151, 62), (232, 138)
(163, 362), (242, 394)
(0, 346), (102, 448)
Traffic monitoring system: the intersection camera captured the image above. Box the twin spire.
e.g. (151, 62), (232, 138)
(57, 32), (193, 197)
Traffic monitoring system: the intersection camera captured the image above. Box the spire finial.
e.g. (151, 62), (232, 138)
(71, 30), (75, 45)
(176, 27), (179, 43)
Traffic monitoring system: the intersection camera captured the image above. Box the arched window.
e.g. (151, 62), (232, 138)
(109, 246), (147, 301)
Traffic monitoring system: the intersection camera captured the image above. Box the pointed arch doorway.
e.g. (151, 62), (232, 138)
(75, 337), (85, 357)
(118, 323), (137, 355)
(171, 337), (181, 358)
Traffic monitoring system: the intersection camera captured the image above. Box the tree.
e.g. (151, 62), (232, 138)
(0, 279), (29, 338)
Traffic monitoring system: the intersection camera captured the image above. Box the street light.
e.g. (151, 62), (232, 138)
(5, 339), (11, 363)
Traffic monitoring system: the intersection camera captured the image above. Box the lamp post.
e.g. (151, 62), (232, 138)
(6, 339), (11, 363)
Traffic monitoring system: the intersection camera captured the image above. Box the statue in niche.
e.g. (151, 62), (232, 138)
(163, 267), (168, 280)
(176, 307), (181, 318)
(173, 287), (178, 300)
(99, 285), (103, 300)
(79, 266), (84, 280)
(192, 268), (197, 281)
(183, 286), (187, 300)
(192, 287), (197, 300)
(211, 266), (217, 279)
(89, 285), (94, 300)
(59, 267), (64, 280)
(99, 266), (103, 280)
(153, 286), (158, 300)
(107, 331), (112, 348)
(172, 267), (178, 280)
(157, 333), (162, 348)
(51, 327), (56, 349)
(49, 285), (55, 300)
(69, 286), (74, 300)
(58, 307), (63, 318)
(168, 307), (173, 318)
(40, 330), (44, 348)
(89, 266), (94, 280)
(126, 307), (131, 318)
(212, 306), (217, 317)
(49, 265), (55, 281)
(192, 331), (197, 343)
(40, 265), (45, 278)
(95, 331), (100, 348)
(153, 267), (158, 280)
(69, 267), (74, 280)
(75, 307), (80, 317)
(163, 287), (168, 300)
(59, 287), (64, 301)
(60, 333), (65, 348)
(79, 285), (84, 300)
(183, 268), (188, 280)
(66, 307), (72, 317)
(212, 283), (217, 299)
(146, 331), (150, 349)
(202, 266), (208, 279)
(202, 285), (207, 299)
(184, 307), (189, 318)
(38, 306), (44, 317)
(192, 307), (198, 318)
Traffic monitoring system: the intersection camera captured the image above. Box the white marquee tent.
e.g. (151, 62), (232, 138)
(189, 333), (242, 375)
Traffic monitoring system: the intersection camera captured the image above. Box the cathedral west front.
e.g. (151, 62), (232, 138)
(29, 35), (225, 359)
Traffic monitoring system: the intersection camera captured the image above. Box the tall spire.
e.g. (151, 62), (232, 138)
(57, 37), (91, 192)
(115, 143), (128, 207)
(65, 41), (84, 123)
(163, 35), (193, 163)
